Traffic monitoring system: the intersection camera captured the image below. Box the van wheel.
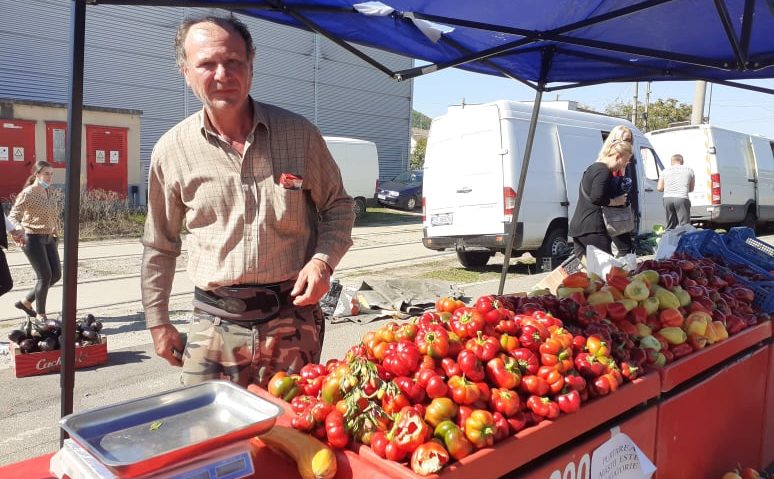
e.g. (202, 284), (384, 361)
(538, 226), (570, 259)
(742, 210), (757, 232)
(405, 197), (417, 211)
(353, 198), (367, 221)
(457, 250), (491, 268)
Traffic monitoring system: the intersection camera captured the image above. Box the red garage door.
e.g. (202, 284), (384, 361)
(86, 125), (127, 196)
(0, 119), (36, 202)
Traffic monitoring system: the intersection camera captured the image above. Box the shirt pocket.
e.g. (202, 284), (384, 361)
(271, 184), (307, 232)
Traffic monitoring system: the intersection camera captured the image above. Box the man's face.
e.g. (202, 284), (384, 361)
(181, 22), (253, 113)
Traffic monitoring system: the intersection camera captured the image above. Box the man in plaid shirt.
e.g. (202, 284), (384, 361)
(141, 15), (354, 387)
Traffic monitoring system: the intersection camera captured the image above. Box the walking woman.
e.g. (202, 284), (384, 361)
(9, 161), (61, 319)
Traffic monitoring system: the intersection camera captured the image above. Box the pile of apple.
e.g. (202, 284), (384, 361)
(721, 466), (769, 479)
(7, 314), (103, 354)
(551, 254), (766, 369)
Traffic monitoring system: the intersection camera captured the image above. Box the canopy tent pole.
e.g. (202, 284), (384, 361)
(497, 49), (553, 295)
(496, 87), (543, 295)
(60, 0), (86, 445)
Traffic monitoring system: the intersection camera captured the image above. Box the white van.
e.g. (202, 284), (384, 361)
(422, 101), (666, 268)
(645, 125), (774, 229)
(324, 136), (380, 220)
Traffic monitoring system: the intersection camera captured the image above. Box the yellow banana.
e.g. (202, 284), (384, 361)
(256, 426), (337, 479)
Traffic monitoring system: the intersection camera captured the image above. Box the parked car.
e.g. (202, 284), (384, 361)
(376, 170), (423, 210)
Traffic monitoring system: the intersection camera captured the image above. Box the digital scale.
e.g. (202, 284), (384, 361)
(52, 439), (255, 479)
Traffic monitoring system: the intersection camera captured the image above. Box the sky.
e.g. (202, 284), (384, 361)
(412, 68), (774, 139)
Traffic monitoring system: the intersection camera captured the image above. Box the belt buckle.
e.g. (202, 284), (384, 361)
(253, 287), (281, 317)
(215, 297), (247, 314)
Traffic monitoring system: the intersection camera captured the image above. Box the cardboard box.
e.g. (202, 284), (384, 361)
(533, 255), (585, 294)
(10, 337), (108, 378)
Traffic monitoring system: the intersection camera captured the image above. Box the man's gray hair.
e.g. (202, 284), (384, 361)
(175, 15), (255, 70)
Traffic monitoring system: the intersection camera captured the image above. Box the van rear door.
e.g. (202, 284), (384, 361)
(424, 105), (505, 236)
(555, 126), (604, 219)
(751, 136), (774, 220)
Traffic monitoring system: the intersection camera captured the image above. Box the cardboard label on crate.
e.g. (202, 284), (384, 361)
(590, 432), (656, 479)
(11, 338), (108, 378)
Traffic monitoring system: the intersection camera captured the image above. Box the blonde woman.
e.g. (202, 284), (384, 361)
(9, 161), (61, 320)
(569, 139), (633, 260)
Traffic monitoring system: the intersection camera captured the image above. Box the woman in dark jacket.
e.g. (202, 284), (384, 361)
(569, 139), (633, 260)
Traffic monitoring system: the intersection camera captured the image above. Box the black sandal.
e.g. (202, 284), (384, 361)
(14, 301), (36, 317)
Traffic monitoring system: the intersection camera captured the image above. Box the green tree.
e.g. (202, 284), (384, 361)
(412, 109), (432, 129)
(603, 98), (692, 132)
(410, 136), (427, 169)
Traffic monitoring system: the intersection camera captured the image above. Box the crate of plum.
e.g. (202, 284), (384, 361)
(7, 313), (108, 378)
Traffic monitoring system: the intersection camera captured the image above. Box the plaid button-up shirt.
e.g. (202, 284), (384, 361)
(141, 100), (354, 328)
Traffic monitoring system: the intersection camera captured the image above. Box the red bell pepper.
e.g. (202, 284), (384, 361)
(394, 376), (426, 405)
(510, 347), (540, 375)
(563, 370), (587, 392)
(464, 409), (497, 449)
(585, 335), (610, 358)
(485, 354), (522, 390)
(457, 349), (486, 382)
(447, 375), (481, 405)
(415, 324), (450, 359)
(539, 337), (573, 373)
(519, 320), (549, 352)
(556, 389), (581, 414)
(520, 374), (550, 396)
(537, 365), (565, 395)
(424, 397), (458, 428)
(433, 420), (473, 461)
(526, 395), (560, 419)
(489, 388), (520, 417)
(574, 352), (606, 378)
(441, 357), (462, 378)
(324, 409), (350, 449)
(465, 331), (501, 361)
(577, 303), (606, 326)
(606, 301), (629, 322)
(659, 308), (685, 328)
(410, 441), (450, 476)
(395, 322), (418, 342)
(669, 342), (693, 360)
(383, 340), (421, 377)
(391, 405), (431, 454)
(628, 306), (648, 324)
(450, 307), (486, 339)
(499, 333), (520, 354)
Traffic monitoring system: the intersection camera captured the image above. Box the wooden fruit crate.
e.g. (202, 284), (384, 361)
(10, 337), (108, 378)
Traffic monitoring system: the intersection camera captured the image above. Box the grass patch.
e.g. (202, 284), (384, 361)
(419, 256), (543, 283)
(356, 206), (422, 226)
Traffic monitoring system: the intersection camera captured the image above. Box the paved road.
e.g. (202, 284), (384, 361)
(0, 220), (540, 466)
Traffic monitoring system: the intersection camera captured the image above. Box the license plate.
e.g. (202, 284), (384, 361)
(377, 194), (386, 200)
(431, 213), (453, 226)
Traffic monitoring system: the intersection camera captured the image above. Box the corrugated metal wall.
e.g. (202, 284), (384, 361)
(0, 0), (412, 199)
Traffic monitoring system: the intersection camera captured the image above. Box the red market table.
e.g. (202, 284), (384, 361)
(656, 321), (771, 392)
(654, 344), (769, 478)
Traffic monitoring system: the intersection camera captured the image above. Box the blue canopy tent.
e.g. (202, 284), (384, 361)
(57, 0), (774, 441)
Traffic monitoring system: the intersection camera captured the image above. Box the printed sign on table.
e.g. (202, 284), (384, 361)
(590, 432), (656, 479)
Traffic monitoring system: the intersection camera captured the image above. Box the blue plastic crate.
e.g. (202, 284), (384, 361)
(731, 276), (774, 314)
(723, 227), (774, 272)
(676, 230), (774, 280)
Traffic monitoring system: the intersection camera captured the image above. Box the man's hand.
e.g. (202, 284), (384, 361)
(10, 230), (25, 247)
(149, 324), (184, 366)
(291, 258), (331, 306)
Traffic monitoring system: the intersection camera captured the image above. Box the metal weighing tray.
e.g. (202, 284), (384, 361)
(59, 380), (282, 478)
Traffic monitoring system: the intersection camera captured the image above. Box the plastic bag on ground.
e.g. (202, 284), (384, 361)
(586, 245), (636, 279)
(655, 224), (696, 260)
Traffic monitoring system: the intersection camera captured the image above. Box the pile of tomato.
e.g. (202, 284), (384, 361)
(267, 294), (639, 475)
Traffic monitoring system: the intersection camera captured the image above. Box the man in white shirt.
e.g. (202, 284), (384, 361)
(657, 154), (695, 229)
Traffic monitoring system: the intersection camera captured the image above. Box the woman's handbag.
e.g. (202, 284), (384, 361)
(580, 177), (635, 237)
